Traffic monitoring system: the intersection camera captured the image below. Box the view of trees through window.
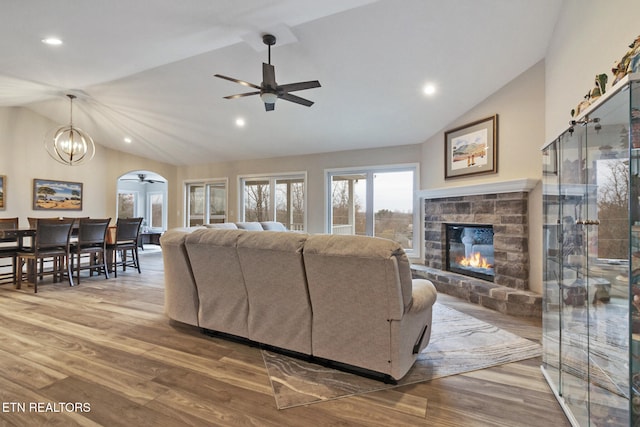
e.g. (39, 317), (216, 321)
(243, 176), (305, 230)
(149, 193), (164, 229)
(187, 181), (227, 226)
(330, 168), (415, 253)
(118, 192), (135, 219)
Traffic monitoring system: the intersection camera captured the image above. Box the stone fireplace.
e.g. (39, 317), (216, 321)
(445, 223), (495, 282)
(412, 179), (541, 317)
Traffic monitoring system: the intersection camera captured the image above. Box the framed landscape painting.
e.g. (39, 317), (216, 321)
(33, 179), (83, 211)
(445, 115), (498, 179)
(0, 175), (5, 209)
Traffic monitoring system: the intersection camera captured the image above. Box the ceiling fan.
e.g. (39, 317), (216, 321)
(121, 174), (165, 184)
(214, 34), (321, 111)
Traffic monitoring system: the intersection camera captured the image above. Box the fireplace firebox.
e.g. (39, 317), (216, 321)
(445, 224), (494, 282)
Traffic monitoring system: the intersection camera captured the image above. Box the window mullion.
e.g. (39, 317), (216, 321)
(366, 171), (375, 236)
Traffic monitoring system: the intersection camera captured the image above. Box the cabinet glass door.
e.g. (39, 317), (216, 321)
(584, 89), (630, 424)
(559, 118), (590, 425)
(542, 139), (561, 393)
(630, 80), (640, 426)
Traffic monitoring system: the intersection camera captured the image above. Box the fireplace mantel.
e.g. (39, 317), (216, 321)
(417, 178), (538, 200)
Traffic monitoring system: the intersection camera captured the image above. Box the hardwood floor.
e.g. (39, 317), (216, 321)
(0, 248), (570, 426)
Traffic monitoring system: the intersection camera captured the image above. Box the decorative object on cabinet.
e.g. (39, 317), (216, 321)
(590, 73), (608, 101)
(444, 115), (498, 179)
(44, 94), (95, 166)
(612, 35), (640, 85)
(542, 73), (640, 426)
(32, 179), (83, 211)
(0, 175), (5, 209)
(571, 35), (640, 118)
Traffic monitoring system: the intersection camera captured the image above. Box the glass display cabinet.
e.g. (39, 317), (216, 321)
(542, 73), (640, 426)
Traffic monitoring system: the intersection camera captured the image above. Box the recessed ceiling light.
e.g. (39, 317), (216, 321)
(235, 118), (246, 128)
(124, 137), (132, 144)
(423, 83), (436, 96)
(41, 37), (63, 46)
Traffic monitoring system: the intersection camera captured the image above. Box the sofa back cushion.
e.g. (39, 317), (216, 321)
(160, 229), (200, 326)
(185, 229), (249, 337)
(236, 231), (312, 354)
(259, 221), (287, 231)
(204, 223), (238, 229)
(235, 222), (264, 231)
(302, 234), (411, 373)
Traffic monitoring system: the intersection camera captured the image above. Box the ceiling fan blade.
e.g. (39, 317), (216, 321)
(262, 63), (276, 88)
(223, 91), (260, 100)
(214, 74), (261, 90)
(278, 80), (321, 92)
(265, 102), (275, 112)
(280, 92), (314, 107)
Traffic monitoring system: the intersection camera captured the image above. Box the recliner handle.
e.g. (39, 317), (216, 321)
(413, 324), (429, 354)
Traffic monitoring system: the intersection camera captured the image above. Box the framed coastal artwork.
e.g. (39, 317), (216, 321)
(0, 175), (5, 210)
(445, 115), (498, 179)
(33, 179), (83, 211)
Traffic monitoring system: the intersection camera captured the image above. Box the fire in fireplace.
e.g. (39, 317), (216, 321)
(445, 224), (494, 282)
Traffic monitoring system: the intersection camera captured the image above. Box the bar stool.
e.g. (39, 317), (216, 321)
(108, 217), (143, 277)
(70, 218), (111, 284)
(0, 217), (19, 284)
(17, 218), (74, 293)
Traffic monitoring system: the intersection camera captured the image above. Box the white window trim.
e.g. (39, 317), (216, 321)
(324, 163), (420, 259)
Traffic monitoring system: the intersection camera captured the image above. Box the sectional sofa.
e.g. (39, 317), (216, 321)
(160, 224), (437, 380)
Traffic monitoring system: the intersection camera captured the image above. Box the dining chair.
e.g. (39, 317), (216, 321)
(17, 218), (74, 293)
(108, 217), (143, 277)
(0, 217), (19, 284)
(64, 217), (89, 237)
(70, 218), (111, 284)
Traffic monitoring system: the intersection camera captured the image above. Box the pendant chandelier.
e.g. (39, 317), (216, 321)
(44, 94), (95, 166)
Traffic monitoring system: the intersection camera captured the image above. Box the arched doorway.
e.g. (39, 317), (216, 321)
(116, 170), (168, 234)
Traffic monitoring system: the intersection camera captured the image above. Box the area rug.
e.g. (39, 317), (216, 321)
(262, 302), (542, 409)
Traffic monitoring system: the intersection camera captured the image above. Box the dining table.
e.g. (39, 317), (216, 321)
(0, 228), (35, 250)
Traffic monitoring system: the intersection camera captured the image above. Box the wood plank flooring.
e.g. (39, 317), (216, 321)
(0, 248), (570, 426)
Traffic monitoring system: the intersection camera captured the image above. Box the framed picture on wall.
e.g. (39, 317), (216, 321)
(0, 175), (5, 210)
(445, 115), (498, 179)
(33, 179), (83, 211)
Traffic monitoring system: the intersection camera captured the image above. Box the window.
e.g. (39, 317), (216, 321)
(148, 192), (165, 230)
(326, 164), (419, 257)
(240, 173), (306, 231)
(117, 191), (137, 219)
(185, 180), (227, 226)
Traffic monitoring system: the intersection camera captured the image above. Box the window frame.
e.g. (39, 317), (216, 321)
(117, 190), (138, 220)
(238, 171), (307, 231)
(147, 191), (166, 231)
(325, 163), (420, 258)
(183, 178), (229, 227)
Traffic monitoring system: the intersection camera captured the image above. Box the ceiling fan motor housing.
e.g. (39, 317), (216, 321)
(262, 34), (276, 46)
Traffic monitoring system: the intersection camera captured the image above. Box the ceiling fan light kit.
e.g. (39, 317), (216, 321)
(215, 34), (321, 111)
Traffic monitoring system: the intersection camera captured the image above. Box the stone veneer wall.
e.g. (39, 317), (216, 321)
(413, 190), (541, 317)
(424, 191), (530, 289)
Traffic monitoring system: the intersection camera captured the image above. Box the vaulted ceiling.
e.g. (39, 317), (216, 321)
(1, 0), (562, 166)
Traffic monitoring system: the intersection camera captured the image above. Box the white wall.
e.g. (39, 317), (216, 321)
(0, 107), (177, 227)
(176, 144), (422, 234)
(545, 0), (640, 141)
(419, 60), (546, 293)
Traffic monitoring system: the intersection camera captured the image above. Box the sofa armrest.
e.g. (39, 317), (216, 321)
(407, 279), (437, 313)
